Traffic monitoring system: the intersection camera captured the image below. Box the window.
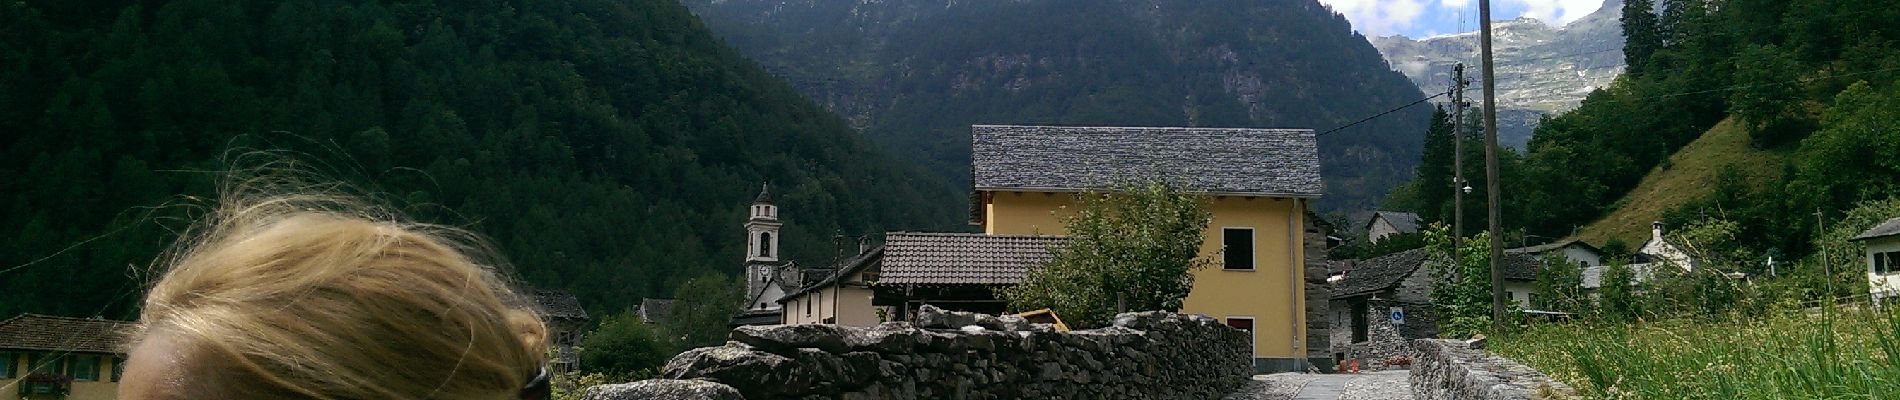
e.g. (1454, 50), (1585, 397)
(1, 352), (13, 379)
(70, 356), (98, 381)
(759, 232), (773, 257)
(1877, 252), (1900, 275)
(112, 357), (124, 382)
(1225, 317), (1255, 354)
(25, 353), (55, 374)
(1223, 228), (1255, 270)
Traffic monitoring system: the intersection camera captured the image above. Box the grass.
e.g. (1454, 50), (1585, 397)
(1572, 117), (1790, 247)
(1492, 307), (1900, 399)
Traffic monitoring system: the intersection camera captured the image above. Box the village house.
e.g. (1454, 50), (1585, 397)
(1326, 249), (1539, 370)
(778, 232), (1068, 326)
(0, 314), (134, 400)
(1635, 221), (1696, 271)
(1851, 216), (1900, 304)
(1364, 211), (1421, 243)
(967, 125), (1325, 373)
(526, 289), (590, 375)
(1505, 238), (1603, 269)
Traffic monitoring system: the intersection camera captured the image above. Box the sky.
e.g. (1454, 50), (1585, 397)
(1317, 0), (1605, 38)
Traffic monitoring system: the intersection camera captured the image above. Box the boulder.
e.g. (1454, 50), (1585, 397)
(580, 379), (743, 400)
(730, 324), (851, 354)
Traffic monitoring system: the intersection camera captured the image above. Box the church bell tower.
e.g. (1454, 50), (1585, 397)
(743, 184), (785, 311)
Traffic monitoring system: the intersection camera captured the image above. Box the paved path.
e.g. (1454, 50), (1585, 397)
(1226, 370), (1412, 400)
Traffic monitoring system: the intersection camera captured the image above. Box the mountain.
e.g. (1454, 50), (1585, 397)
(681, 0), (1434, 211)
(0, 0), (964, 317)
(1369, 0), (1626, 149)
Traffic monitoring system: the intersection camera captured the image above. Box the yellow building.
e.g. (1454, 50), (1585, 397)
(970, 125), (1323, 373)
(0, 314), (134, 400)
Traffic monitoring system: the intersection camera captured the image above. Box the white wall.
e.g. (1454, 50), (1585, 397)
(1868, 238), (1900, 302)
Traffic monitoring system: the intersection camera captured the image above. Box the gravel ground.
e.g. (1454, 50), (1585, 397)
(1337, 370), (1412, 400)
(1222, 373), (1317, 400)
(1224, 371), (1412, 400)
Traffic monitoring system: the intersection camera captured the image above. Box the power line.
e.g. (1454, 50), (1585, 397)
(1316, 91), (1448, 138)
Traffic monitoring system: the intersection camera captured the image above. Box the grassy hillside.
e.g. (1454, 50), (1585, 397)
(1574, 117), (1789, 246)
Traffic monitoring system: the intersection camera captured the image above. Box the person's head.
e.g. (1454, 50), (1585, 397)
(121, 185), (547, 399)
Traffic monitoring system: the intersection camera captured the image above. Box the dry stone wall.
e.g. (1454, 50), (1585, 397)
(591, 306), (1252, 400)
(1409, 339), (1576, 400)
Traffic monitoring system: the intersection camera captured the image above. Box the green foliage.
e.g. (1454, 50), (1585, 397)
(662, 273), (742, 349)
(1422, 223), (1493, 338)
(578, 313), (675, 380)
(1728, 44), (1813, 147)
(1597, 261), (1642, 322)
(1531, 253), (1586, 314)
(998, 180), (1213, 328)
(0, 0), (965, 318)
(683, 0), (1435, 211)
(1327, 232), (1425, 261)
(1621, 0), (1663, 75)
(1496, 307), (1900, 399)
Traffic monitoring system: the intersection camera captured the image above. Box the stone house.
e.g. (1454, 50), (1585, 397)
(969, 125), (1326, 373)
(527, 289), (591, 374)
(0, 314), (134, 400)
(1326, 249), (1538, 370)
(778, 232), (1066, 326)
(1636, 221), (1696, 271)
(1851, 216), (1900, 304)
(1364, 211), (1421, 243)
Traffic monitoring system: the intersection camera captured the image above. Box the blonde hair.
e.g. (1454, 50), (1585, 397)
(135, 174), (547, 399)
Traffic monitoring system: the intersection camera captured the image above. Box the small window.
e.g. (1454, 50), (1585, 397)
(1223, 228), (1255, 270)
(759, 232), (773, 257)
(70, 356), (99, 381)
(0, 352), (13, 379)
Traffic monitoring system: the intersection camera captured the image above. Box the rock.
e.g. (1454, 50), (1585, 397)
(731, 324), (851, 354)
(914, 305), (978, 329)
(580, 379), (743, 400)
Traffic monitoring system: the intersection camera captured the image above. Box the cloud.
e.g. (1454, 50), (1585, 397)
(1318, 0), (1429, 36)
(1505, 0), (1602, 25)
(1439, 0), (1472, 9)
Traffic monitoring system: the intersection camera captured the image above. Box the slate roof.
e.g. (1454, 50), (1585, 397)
(1852, 217), (1900, 242)
(1369, 211), (1421, 234)
(1581, 263), (1664, 289)
(0, 314), (134, 354)
(528, 289), (589, 321)
(1330, 248), (1540, 298)
(1330, 248), (1431, 298)
(779, 247), (884, 302)
(879, 232), (1070, 285)
(970, 125), (1321, 196)
(754, 183), (773, 204)
(1505, 239), (1599, 255)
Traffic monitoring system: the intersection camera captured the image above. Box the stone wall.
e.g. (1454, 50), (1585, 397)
(1408, 339), (1576, 400)
(1303, 214), (1333, 372)
(589, 306), (1252, 400)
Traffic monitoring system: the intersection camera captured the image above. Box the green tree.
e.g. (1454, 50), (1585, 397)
(1621, 0), (1663, 75)
(1423, 223), (1493, 338)
(663, 273), (742, 349)
(999, 179), (1213, 328)
(1531, 253), (1586, 314)
(579, 313), (675, 380)
(1728, 44), (1810, 147)
(1599, 261), (1642, 322)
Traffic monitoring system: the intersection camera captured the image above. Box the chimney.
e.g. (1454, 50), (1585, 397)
(1652, 221), (1665, 241)
(858, 236), (874, 255)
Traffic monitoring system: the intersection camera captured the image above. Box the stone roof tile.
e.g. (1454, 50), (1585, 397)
(0, 314), (134, 354)
(879, 232), (1070, 285)
(971, 125), (1321, 196)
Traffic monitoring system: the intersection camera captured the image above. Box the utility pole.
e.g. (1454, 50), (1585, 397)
(1479, 0), (1507, 329)
(1450, 63), (1469, 255)
(1817, 209), (1833, 300)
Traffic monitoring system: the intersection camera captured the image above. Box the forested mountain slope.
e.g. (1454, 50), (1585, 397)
(0, 0), (965, 317)
(682, 0), (1433, 211)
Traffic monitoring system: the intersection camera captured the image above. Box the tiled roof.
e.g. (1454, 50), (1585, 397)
(1370, 211), (1421, 234)
(970, 125), (1321, 196)
(1505, 239), (1599, 255)
(879, 232), (1070, 285)
(1331, 248), (1430, 298)
(0, 314), (134, 354)
(528, 289), (589, 321)
(1330, 248), (1540, 298)
(1852, 217), (1900, 242)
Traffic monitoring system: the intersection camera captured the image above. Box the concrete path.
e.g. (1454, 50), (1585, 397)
(1228, 370), (1411, 400)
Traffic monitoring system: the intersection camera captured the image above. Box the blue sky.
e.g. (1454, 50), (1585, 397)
(1318, 0), (1606, 38)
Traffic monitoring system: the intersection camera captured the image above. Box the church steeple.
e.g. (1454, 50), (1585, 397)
(746, 183), (780, 262)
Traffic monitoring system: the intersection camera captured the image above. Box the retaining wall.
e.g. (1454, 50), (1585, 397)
(586, 306), (1252, 399)
(1408, 339), (1577, 400)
